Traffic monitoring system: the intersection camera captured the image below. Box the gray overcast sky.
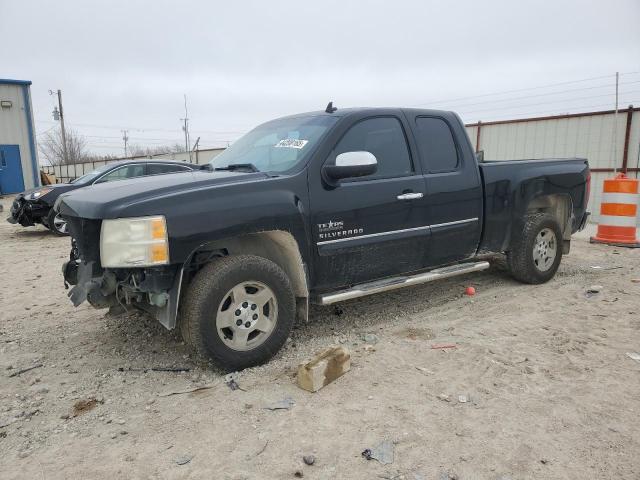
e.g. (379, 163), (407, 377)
(2, 0), (639, 156)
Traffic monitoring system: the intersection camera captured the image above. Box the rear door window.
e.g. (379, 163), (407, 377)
(414, 117), (459, 173)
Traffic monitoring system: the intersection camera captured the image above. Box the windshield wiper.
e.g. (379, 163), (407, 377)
(214, 163), (260, 173)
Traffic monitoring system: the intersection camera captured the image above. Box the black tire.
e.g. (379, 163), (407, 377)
(180, 255), (295, 371)
(507, 213), (563, 284)
(46, 209), (69, 236)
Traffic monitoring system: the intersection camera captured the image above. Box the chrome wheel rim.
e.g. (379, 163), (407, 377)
(215, 281), (278, 351)
(533, 227), (557, 272)
(53, 213), (68, 234)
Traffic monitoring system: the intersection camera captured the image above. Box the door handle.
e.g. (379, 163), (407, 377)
(397, 192), (423, 200)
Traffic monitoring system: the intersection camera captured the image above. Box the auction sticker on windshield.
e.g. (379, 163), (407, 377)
(274, 139), (309, 149)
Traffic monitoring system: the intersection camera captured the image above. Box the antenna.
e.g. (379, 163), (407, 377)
(325, 101), (337, 113)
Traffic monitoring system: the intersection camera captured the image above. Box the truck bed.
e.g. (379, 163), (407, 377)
(477, 157), (590, 254)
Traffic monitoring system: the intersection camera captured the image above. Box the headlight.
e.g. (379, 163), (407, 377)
(100, 216), (169, 268)
(27, 188), (53, 200)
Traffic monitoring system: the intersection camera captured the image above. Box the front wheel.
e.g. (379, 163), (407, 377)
(46, 209), (70, 236)
(180, 255), (295, 371)
(507, 213), (563, 284)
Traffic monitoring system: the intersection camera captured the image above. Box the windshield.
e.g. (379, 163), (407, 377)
(209, 115), (338, 173)
(71, 163), (113, 184)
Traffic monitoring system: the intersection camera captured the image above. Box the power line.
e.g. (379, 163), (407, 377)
(34, 119), (248, 135)
(459, 100), (639, 122)
(433, 80), (640, 110)
(411, 71), (640, 107)
(456, 90), (640, 116)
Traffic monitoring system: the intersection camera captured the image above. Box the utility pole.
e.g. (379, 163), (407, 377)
(122, 130), (129, 157)
(50, 89), (69, 165)
(181, 94), (192, 162)
(181, 118), (189, 153)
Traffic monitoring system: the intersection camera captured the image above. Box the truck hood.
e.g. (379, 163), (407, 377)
(57, 170), (270, 219)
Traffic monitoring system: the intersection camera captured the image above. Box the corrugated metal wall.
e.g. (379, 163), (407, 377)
(465, 108), (640, 223)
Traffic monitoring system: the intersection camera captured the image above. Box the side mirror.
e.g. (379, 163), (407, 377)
(323, 151), (377, 181)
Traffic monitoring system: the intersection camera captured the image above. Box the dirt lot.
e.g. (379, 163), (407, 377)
(1, 196), (639, 480)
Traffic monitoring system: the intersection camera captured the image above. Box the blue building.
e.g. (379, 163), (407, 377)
(0, 79), (39, 194)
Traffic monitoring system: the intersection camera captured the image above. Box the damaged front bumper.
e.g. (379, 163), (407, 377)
(7, 197), (50, 227)
(63, 256), (184, 330)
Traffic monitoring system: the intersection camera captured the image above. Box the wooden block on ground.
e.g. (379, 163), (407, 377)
(297, 346), (351, 392)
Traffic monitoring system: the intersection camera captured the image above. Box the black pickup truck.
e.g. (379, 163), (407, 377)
(57, 106), (590, 370)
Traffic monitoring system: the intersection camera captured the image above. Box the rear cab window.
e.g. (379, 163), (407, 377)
(414, 117), (460, 173)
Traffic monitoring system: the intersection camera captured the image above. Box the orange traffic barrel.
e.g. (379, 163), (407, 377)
(590, 173), (639, 247)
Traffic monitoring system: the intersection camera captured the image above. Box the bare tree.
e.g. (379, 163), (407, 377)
(127, 143), (186, 157)
(39, 128), (89, 165)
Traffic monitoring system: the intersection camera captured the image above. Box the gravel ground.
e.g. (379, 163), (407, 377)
(1, 195), (639, 480)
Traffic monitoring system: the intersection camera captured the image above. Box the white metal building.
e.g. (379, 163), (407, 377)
(0, 79), (39, 194)
(465, 107), (640, 223)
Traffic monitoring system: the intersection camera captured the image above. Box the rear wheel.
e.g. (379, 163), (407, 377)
(507, 213), (563, 284)
(46, 209), (69, 236)
(180, 255), (295, 371)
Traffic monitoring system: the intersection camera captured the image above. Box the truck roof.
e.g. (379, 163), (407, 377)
(277, 106), (460, 121)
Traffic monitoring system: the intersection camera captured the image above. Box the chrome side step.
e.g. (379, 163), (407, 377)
(318, 261), (490, 305)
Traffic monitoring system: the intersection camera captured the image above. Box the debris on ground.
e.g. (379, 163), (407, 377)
(439, 472), (459, 480)
(399, 327), (435, 341)
(263, 397), (295, 411)
(626, 352), (640, 362)
(8, 363), (43, 378)
(72, 397), (103, 417)
(465, 286), (476, 296)
(174, 454), (192, 465)
(585, 285), (603, 297)
(0, 417), (19, 429)
(303, 454), (315, 465)
(631, 278), (640, 283)
(297, 346), (351, 393)
(158, 385), (215, 397)
(431, 343), (457, 350)
(255, 441), (269, 456)
(437, 393), (451, 402)
(118, 366), (191, 373)
(224, 372), (245, 391)
(363, 333), (379, 344)
(415, 366), (434, 375)
(458, 394), (469, 403)
(361, 439), (394, 464)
